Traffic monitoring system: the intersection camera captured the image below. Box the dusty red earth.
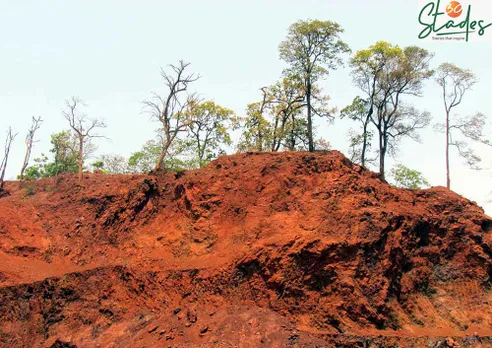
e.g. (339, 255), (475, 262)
(1, 151), (492, 347)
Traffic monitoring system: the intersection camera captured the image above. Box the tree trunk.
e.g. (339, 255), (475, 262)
(257, 119), (264, 152)
(20, 143), (32, 181)
(19, 153), (28, 180)
(78, 137), (84, 182)
(275, 115), (289, 152)
(197, 138), (204, 168)
(154, 141), (171, 171)
(0, 159), (7, 190)
(1, 157), (9, 190)
(361, 106), (373, 169)
(379, 133), (386, 179)
(288, 113), (296, 151)
(361, 132), (367, 168)
(446, 111), (450, 189)
(361, 120), (369, 168)
(271, 116), (279, 152)
(306, 79), (314, 152)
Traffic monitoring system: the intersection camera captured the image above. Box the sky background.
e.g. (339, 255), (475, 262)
(1, 0), (491, 214)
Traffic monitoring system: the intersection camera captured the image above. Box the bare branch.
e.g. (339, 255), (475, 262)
(19, 116), (43, 180)
(62, 97), (107, 181)
(0, 127), (18, 189)
(143, 61), (201, 170)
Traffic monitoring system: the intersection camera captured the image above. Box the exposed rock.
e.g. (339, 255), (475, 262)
(0, 151), (491, 347)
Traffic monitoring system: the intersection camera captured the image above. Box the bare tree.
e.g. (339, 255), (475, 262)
(99, 154), (129, 174)
(435, 63), (479, 189)
(435, 112), (491, 171)
(62, 97), (106, 182)
(143, 60), (200, 171)
(0, 127), (18, 190)
(19, 116), (43, 180)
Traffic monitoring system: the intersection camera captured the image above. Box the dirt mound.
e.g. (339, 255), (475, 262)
(1, 151), (492, 347)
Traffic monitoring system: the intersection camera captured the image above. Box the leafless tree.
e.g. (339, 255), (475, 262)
(435, 112), (491, 170)
(435, 62), (479, 189)
(0, 127), (18, 190)
(62, 97), (106, 181)
(99, 154), (129, 174)
(143, 60), (200, 171)
(19, 116), (43, 180)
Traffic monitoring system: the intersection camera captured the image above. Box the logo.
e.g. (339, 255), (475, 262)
(446, 1), (462, 18)
(418, 0), (492, 42)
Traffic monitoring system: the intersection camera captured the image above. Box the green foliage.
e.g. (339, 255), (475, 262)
(91, 160), (104, 170)
(350, 41), (403, 79)
(279, 19), (350, 151)
(279, 19), (351, 80)
(435, 63), (476, 94)
(348, 41), (434, 177)
(128, 140), (162, 173)
(238, 99), (273, 152)
(340, 96), (368, 121)
(22, 164), (44, 181)
(128, 139), (196, 173)
(390, 164), (430, 190)
(270, 76), (309, 151)
(238, 75), (333, 152)
(22, 131), (79, 180)
(187, 101), (235, 167)
(341, 97), (374, 166)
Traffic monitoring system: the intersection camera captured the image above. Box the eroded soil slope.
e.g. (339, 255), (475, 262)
(1, 151), (492, 347)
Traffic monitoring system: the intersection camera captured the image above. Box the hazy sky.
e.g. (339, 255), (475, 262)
(1, 0), (491, 214)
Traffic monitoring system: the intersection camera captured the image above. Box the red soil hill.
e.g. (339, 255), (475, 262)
(0, 151), (491, 347)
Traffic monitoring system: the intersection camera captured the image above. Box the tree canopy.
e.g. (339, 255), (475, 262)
(279, 19), (350, 152)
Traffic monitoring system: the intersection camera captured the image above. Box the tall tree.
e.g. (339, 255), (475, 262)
(279, 19), (350, 151)
(350, 42), (434, 178)
(19, 116), (43, 180)
(0, 127), (18, 190)
(347, 42), (401, 167)
(144, 60), (200, 171)
(187, 101), (235, 167)
(63, 97), (106, 182)
(434, 63), (487, 189)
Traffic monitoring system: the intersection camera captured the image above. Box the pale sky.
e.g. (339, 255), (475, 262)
(1, 0), (491, 214)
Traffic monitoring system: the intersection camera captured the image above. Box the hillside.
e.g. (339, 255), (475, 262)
(1, 151), (491, 347)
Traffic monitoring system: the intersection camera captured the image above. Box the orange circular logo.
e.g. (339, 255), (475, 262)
(446, 1), (463, 18)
